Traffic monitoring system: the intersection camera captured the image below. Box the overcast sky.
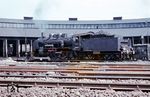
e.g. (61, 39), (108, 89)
(0, 0), (149, 20)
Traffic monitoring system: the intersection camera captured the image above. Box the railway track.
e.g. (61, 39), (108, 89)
(0, 80), (150, 92)
(0, 62), (150, 95)
(0, 64), (150, 73)
(0, 75), (150, 80)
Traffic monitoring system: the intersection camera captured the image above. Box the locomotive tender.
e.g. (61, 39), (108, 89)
(33, 32), (132, 61)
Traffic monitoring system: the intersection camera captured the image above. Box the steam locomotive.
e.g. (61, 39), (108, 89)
(32, 32), (133, 61)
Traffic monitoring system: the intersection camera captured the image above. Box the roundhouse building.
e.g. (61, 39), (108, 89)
(0, 17), (149, 57)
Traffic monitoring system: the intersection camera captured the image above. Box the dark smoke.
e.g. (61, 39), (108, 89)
(33, 0), (51, 19)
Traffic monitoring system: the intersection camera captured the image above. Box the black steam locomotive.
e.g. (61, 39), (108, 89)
(33, 32), (133, 61)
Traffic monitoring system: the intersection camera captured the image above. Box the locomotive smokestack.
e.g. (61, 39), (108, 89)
(47, 34), (52, 40)
(41, 32), (44, 38)
(49, 34), (52, 38)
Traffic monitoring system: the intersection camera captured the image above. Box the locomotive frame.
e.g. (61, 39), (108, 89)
(32, 32), (132, 61)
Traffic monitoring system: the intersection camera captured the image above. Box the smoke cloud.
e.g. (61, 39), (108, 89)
(33, 0), (58, 19)
(33, 0), (48, 19)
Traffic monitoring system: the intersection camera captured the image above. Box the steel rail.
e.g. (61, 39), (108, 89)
(0, 75), (150, 80)
(0, 80), (150, 92)
(1, 68), (150, 72)
(77, 71), (150, 77)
